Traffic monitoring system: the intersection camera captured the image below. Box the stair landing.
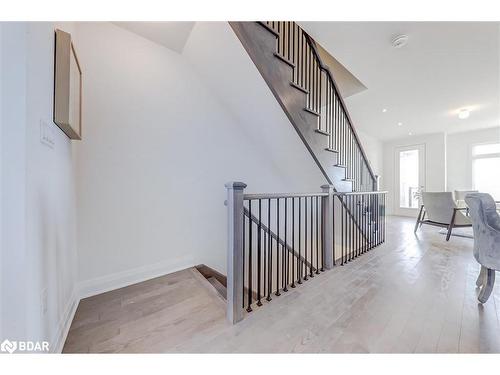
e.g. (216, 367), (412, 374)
(63, 267), (226, 353)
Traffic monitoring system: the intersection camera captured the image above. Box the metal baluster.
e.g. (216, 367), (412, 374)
(257, 199), (262, 306)
(266, 198), (272, 302)
(310, 196), (314, 277)
(276, 198), (281, 296)
(282, 198), (290, 292)
(247, 200), (253, 312)
(316, 196), (320, 274)
(298, 197), (302, 284)
(304, 196), (308, 280)
(340, 196), (344, 265)
(348, 195), (354, 262)
(292, 197), (296, 288)
(332, 193), (336, 266)
(242, 207), (246, 308)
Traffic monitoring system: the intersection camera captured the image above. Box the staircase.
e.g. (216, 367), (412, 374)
(219, 22), (387, 324)
(230, 21), (377, 193)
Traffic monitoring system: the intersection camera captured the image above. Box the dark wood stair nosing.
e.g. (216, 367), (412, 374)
(256, 21), (279, 37)
(304, 107), (320, 116)
(290, 81), (309, 94)
(325, 147), (338, 153)
(314, 129), (329, 136)
(273, 52), (295, 68)
(335, 164), (347, 168)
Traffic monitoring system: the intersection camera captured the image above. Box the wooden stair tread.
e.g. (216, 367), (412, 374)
(325, 147), (338, 153)
(274, 53), (295, 68)
(314, 129), (329, 136)
(304, 107), (320, 116)
(290, 81), (308, 94)
(256, 21), (279, 37)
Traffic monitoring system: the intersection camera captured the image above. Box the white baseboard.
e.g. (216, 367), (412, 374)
(52, 288), (80, 353)
(77, 258), (195, 299)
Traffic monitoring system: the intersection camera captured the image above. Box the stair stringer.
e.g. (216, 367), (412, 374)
(230, 21), (353, 192)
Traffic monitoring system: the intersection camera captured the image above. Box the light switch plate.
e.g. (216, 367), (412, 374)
(40, 119), (55, 148)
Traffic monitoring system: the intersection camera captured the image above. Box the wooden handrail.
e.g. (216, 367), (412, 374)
(302, 32), (377, 184)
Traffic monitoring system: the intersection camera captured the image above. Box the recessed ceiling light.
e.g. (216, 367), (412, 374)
(392, 35), (409, 48)
(408, 132), (413, 136)
(382, 108), (387, 113)
(458, 108), (470, 120)
(398, 122), (403, 126)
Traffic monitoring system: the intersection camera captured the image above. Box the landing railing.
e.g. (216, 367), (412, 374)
(226, 182), (387, 323)
(260, 21), (376, 192)
(335, 192), (386, 265)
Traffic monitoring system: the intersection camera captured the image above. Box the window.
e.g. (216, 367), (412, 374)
(472, 142), (500, 200)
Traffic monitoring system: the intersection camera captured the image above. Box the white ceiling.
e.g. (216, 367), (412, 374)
(113, 22), (195, 53)
(300, 22), (500, 140)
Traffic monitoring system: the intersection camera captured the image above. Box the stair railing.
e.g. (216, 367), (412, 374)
(226, 182), (386, 324)
(260, 21), (377, 192)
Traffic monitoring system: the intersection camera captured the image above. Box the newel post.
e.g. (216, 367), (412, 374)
(321, 184), (335, 270)
(375, 175), (381, 191)
(225, 181), (247, 324)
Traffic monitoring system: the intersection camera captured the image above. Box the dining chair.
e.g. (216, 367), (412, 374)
(464, 193), (500, 303)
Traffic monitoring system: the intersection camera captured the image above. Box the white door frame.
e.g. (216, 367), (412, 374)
(394, 143), (426, 217)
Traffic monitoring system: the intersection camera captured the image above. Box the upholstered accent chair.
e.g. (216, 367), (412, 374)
(465, 193), (500, 303)
(414, 192), (472, 241)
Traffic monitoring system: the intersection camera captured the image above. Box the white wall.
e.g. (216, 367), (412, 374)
(75, 22), (326, 297)
(356, 129), (383, 187)
(447, 127), (500, 192)
(383, 133), (446, 216)
(0, 22), (78, 352)
(1, 22), (29, 344)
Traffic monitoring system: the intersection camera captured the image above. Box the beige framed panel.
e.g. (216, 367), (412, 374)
(54, 29), (82, 140)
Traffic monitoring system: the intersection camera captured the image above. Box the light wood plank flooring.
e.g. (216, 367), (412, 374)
(63, 216), (500, 353)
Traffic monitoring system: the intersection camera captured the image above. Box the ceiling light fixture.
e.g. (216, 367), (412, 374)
(458, 108), (470, 120)
(408, 132), (413, 136)
(398, 122), (403, 126)
(392, 35), (409, 49)
(382, 108), (387, 113)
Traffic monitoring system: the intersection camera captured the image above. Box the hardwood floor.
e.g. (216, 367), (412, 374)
(63, 216), (500, 353)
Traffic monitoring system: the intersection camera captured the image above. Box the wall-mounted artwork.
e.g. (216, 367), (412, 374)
(54, 29), (82, 140)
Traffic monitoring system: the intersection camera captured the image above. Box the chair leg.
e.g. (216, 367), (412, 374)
(446, 226), (453, 241)
(478, 268), (496, 304)
(446, 210), (457, 241)
(414, 205), (424, 233)
(476, 265), (487, 287)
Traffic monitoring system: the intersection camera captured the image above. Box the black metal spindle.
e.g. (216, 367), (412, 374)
(309, 197), (314, 277)
(304, 196), (308, 280)
(242, 208), (246, 308)
(332, 194), (336, 266)
(247, 200), (253, 312)
(257, 199), (262, 306)
(298, 197), (302, 284)
(267, 198), (272, 302)
(276, 198), (281, 296)
(282, 198), (290, 292)
(316, 196), (320, 274)
(292, 197), (296, 288)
